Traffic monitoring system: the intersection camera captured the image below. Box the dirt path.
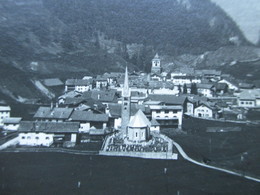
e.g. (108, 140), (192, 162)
(172, 140), (260, 183)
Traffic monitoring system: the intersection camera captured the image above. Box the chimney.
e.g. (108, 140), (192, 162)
(56, 102), (59, 108)
(50, 102), (53, 109)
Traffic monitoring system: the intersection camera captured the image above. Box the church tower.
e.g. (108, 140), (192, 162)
(121, 67), (131, 137)
(151, 53), (161, 74)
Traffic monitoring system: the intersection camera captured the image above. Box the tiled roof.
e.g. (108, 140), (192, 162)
(2, 117), (22, 124)
(70, 111), (109, 122)
(65, 79), (92, 86)
(108, 103), (150, 118)
(63, 97), (85, 105)
(128, 110), (151, 128)
(33, 107), (73, 119)
(239, 89), (260, 100)
(146, 94), (187, 105)
(18, 121), (79, 133)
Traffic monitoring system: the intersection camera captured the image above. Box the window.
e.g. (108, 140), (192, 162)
(156, 110), (160, 113)
(46, 137), (49, 140)
(22, 136), (25, 139)
(136, 132), (138, 137)
(36, 137), (39, 140)
(165, 110), (169, 114)
(241, 102), (244, 104)
(249, 102), (252, 105)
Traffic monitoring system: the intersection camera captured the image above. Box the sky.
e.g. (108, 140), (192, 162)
(211, 0), (260, 44)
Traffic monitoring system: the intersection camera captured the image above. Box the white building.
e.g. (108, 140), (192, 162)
(150, 105), (183, 129)
(2, 117), (22, 131)
(0, 105), (11, 126)
(18, 121), (79, 147)
(194, 103), (219, 119)
(237, 89), (260, 108)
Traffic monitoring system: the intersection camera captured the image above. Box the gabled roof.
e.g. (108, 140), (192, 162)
(91, 90), (117, 102)
(128, 110), (151, 128)
(18, 121), (79, 133)
(33, 107), (73, 119)
(59, 91), (81, 99)
(70, 111), (109, 122)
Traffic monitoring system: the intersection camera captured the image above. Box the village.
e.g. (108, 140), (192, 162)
(0, 53), (260, 158)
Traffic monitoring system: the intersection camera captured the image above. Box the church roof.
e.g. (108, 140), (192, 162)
(128, 109), (151, 128)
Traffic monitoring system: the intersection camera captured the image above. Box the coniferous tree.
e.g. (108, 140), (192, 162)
(178, 84), (182, 94)
(183, 83), (187, 94)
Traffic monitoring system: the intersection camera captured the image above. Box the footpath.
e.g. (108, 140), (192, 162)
(172, 140), (260, 183)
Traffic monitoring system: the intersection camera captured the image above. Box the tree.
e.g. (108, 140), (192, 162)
(178, 84), (182, 94)
(191, 83), (198, 95)
(183, 83), (187, 94)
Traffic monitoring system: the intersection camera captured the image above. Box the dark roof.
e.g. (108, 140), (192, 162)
(63, 97), (86, 106)
(197, 83), (214, 89)
(43, 78), (63, 87)
(91, 90), (117, 102)
(214, 83), (228, 90)
(70, 111), (109, 122)
(18, 121), (79, 133)
(33, 107), (73, 119)
(89, 129), (105, 135)
(108, 103), (150, 118)
(146, 94), (187, 105)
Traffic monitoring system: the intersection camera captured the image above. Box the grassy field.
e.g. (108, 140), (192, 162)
(163, 127), (260, 177)
(0, 153), (259, 195)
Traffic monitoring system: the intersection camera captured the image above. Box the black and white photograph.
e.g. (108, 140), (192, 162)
(0, 0), (260, 194)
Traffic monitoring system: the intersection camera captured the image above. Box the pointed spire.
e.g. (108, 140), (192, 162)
(154, 53), (159, 59)
(123, 67), (130, 97)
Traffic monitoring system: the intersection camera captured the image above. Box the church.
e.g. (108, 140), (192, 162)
(121, 67), (151, 142)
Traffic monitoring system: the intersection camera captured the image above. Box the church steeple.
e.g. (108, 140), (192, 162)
(121, 67), (131, 137)
(122, 67), (130, 97)
(151, 53), (161, 74)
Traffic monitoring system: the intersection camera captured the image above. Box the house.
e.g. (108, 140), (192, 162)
(18, 121), (79, 147)
(2, 117), (22, 131)
(65, 79), (93, 92)
(150, 73), (163, 81)
(218, 78), (239, 91)
(0, 104), (11, 126)
(149, 105), (183, 129)
(127, 110), (151, 142)
(197, 83), (216, 97)
(150, 119), (160, 132)
(194, 102), (220, 119)
(171, 75), (201, 85)
(237, 89), (260, 108)
(70, 110), (109, 133)
(195, 69), (221, 80)
(34, 107), (74, 122)
(145, 94), (188, 113)
(214, 83), (228, 95)
(95, 76), (108, 89)
(58, 91), (81, 104)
